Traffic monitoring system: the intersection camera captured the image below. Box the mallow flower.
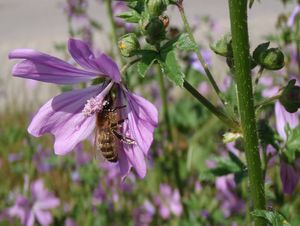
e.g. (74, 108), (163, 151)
(275, 101), (300, 194)
(7, 179), (60, 226)
(9, 38), (158, 178)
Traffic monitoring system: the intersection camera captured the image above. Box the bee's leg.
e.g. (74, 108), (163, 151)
(112, 129), (136, 145)
(110, 105), (126, 112)
(111, 118), (128, 128)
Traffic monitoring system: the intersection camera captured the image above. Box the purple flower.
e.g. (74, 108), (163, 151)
(133, 200), (155, 226)
(33, 145), (52, 173)
(189, 50), (212, 74)
(8, 180), (60, 226)
(275, 102), (300, 193)
(9, 38), (158, 179)
(287, 4), (300, 27)
(280, 160), (300, 194)
(215, 175), (245, 217)
(65, 218), (78, 226)
(113, 1), (134, 31)
(275, 101), (299, 140)
(154, 184), (183, 219)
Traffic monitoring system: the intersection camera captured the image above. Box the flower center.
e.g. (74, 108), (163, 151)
(82, 96), (108, 117)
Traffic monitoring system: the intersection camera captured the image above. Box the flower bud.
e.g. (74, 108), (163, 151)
(253, 42), (285, 70)
(146, 0), (167, 16)
(260, 48), (285, 70)
(141, 17), (166, 45)
(118, 33), (140, 57)
(210, 34), (232, 57)
(279, 79), (300, 113)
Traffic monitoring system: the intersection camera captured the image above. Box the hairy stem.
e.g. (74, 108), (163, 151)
(176, 1), (224, 105)
(228, 0), (266, 225)
(183, 80), (240, 131)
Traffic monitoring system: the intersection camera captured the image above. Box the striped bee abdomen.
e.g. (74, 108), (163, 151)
(97, 128), (118, 162)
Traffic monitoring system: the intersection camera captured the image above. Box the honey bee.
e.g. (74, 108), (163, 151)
(95, 94), (135, 162)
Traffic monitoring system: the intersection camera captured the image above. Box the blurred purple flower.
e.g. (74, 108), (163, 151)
(63, 0), (88, 18)
(8, 180), (60, 226)
(287, 4), (300, 27)
(189, 50), (212, 74)
(8, 153), (23, 163)
(74, 144), (90, 166)
(275, 101), (300, 194)
(133, 200), (155, 226)
(9, 38), (158, 178)
(215, 175), (244, 217)
(33, 146), (52, 173)
(154, 184), (183, 219)
(197, 81), (210, 95)
(280, 160), (300, 194)
(113, 1), (134, 31)
(92, 182), (106, 206)
(65, 218), (78, 226)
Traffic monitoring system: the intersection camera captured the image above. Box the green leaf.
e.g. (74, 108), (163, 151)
(117, 10), (141, 23)
(200, 153), (247, 182)
(136, 50), (158, 77)
(287, 126), (300, 150)
(210, 33), (232, 57)
(159, 50), (185, 87)
(175, 33), (198, 51)
(284, 125), (300, 163)
(161, 33), (197, 52)
(251, 210), (290, 226)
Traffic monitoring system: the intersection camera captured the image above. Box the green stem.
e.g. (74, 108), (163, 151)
(176, 2), (224, 105)
(183, 80), (240, 131)
(104, 0), (124, 65)
(158, 70), (173, 141)
(120, 58), (141, 75)
(228, 1), (266, 225)
(255, 94), (281, 113)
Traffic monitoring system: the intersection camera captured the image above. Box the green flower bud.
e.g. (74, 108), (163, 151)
(253, 42), (285, 70)
(146, 0), (167, 16)
(144, 17), (166, 44)
(118, 33), (140, 57)
(260, 48), (285, 70)
(279, 79), (300, 113)
(210, 34), (232, 57)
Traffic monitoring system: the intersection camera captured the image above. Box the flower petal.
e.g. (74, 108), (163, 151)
(68, 39), (102, 72)
(9, 49), (97, 84)
(68, 39), (121, 83)
(118, 146), (132, 180)
(280, 161), (300, 194)
(120, 121), (147, 178)
(28, 85), (108, 155)
(94, 54), (121, 83)
(34, 210), (52, 226)
(275, 101), (299, 140)
(124, 90), (158, 156)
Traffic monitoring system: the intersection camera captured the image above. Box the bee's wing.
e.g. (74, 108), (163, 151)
(93, 128), (104, 162)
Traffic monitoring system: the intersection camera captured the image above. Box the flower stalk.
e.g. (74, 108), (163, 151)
(228, 1), (266, 225)
(183, 80), (240, 131)
(176, 1), (224, 105)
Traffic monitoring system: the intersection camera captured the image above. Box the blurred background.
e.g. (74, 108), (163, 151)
(0, 0), (291, 112)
